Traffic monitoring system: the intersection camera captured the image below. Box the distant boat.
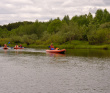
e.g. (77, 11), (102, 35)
(14, 47), (24, 49)
(3, 47), (8, 49)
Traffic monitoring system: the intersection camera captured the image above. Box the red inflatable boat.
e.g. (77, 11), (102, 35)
(14, 47), (24, 49)
(3, 47), (8, 49)
(46, 49), (66, 54)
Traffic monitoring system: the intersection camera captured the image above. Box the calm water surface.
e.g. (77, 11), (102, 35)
(0, 48), (110, 93)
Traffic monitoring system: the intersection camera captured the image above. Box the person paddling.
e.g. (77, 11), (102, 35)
(4, 44), (7, 48)
(49, 43), (55, 50)
(19, 44), (22, 48)
(15, 44), (18, 48)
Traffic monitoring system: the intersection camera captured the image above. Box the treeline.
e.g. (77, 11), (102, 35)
(0, 9), (110, 46)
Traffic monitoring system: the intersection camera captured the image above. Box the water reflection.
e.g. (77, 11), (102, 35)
(14, 50), (23, 55)
(1, 48), (110, 58)
(46, 52), (66, 57)
(4, 49), (8, 54)
(66, 49), (110, 58)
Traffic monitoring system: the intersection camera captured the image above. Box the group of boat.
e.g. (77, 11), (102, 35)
(3, 47), (24, 50)
(3, 44), (66, 54)
(3, 44), (24, 50)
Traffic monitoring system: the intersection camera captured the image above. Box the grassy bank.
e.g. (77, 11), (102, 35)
(3, 40), (110, 50)
(54, 40), (110, 50)
(26, 40), (110, 50)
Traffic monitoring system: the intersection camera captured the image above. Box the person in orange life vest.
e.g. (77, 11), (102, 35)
(4, 44), (7, 48)
(50, 43), (55, 50)
(15, 44), (18, 48)
(19, 44), (22, 48)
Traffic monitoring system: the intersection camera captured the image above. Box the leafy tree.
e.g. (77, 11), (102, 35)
(11, 36), (21, 43)
(87, 12), (93, 24)
(62, 15), (70, 25)
(29, 34), (38, 40)
(0, 28), (8, 38)
(94, 9), (107, 24)
(47, 19), (62, 34)
(99, 22), (110, 29)
(21, 35), (34, 44)
(71, 15), (89, 26)
(41, 31), (51, 41)
(101, 9), (110, 23)
(88, 29), (108, 44)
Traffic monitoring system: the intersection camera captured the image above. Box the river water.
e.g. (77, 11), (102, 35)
(0, 48), (110, 93)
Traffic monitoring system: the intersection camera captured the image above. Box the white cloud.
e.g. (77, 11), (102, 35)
(0, 0), (110, 25)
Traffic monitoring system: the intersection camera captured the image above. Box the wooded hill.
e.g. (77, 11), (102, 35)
(0, 9), (110, 46)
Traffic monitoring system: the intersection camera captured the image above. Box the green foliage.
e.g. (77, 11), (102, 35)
(88, 29), (108, 44)
(10, 36), (21, 43)
(0, 21), (33, 31)
(0, 38), (11, 46)
(87, 12), (93, 23)
(71, 14), (89, 26)
(62, 15), (70, 25)
(0, 8), (110, 46)
(47, 19), (62, 34)
(99, 22), (110, 29)
(0, 28), (9, 38)
(41, 31), (51, 41)
(21, 35), (34, 44)
(94, 9), (110, 24)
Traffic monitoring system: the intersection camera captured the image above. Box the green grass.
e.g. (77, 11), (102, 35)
(54, 40), (110, 49)
(4, 40), (110, 50)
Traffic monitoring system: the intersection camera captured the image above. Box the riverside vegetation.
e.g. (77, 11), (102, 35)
(0, 9), (110, 49)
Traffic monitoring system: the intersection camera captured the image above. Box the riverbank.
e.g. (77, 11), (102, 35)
(26, 40), (110, 50)
(5, 40), (110, 50)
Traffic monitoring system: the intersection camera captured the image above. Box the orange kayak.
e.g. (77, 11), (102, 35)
(46, 49), (66, 54)
(14, 47), (24, 49)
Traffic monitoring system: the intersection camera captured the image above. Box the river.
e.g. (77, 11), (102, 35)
(0, 48), (110, 93)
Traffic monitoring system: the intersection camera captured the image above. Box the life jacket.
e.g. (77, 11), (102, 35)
(20, 45), (22, 47)
(15, 45), (18, 47)
(50, 45), (54, 48)
(4, 45), (7, 48)
(50, 45), (54, 50)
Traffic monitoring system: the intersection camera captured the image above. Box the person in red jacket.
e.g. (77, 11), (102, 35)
(49, 43), (55, 50)
(4, 44), (7, 48)
(19, 44), (22, 48)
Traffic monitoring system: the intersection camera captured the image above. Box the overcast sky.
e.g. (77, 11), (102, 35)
(0, 0), (110, 25)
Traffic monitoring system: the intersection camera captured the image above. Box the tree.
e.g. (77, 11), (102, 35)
(87, 12), (93, 24)
(101, 9), (110, 23)
(47, 19), (62, 34)
(62, 15), (70, 25)
(71, 15), (89, 26)
(94, 9), (103, 24)
(87, 29), (108, 44)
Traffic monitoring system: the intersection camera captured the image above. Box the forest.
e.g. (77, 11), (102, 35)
(0, 9), (110, 49)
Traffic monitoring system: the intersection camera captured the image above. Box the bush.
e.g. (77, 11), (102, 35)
(88, 29), (108, 44)
(10, 36), (21, 43)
